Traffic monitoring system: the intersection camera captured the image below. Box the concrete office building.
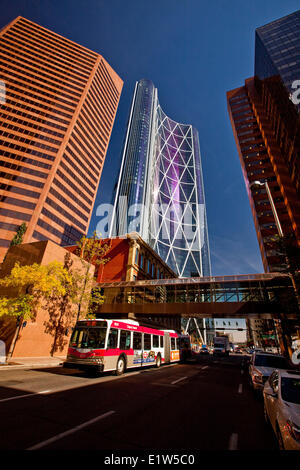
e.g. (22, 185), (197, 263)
(0, 16), (123, 261)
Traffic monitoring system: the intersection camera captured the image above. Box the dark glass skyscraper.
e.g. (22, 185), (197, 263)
(227, 10), (300, 273)
(255, 9), (300, 112)
(110, 79), (211, 278)
(227, 10), (300, 354)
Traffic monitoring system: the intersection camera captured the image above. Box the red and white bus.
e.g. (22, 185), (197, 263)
(63, 318), (181, 375)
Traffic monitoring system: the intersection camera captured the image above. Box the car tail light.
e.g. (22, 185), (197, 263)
(285, 420), (300, 442)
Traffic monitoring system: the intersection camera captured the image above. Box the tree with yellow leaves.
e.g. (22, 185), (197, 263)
(0, 261), (73, 358)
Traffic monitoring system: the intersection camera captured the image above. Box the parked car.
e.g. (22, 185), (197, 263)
(263, 369), (300, 450)
(234, 347), (243, 354)
(200, 346), (210, 355)
(249, 352), (290, 392)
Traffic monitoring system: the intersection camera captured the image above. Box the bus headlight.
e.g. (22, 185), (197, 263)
(89, 357), (104, 364)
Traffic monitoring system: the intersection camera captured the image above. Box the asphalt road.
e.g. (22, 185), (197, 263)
(0, 354), (278, 451)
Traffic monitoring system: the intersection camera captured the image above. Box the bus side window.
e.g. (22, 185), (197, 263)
(133, 332), (142, 350)
(159, 336), (164, 348)
(171, 337), (176, 350)
(153, 335), (159, 348)
(144, 334), (151, 350)
(107, 328), (118, 349)
(120, 330), (131, 350)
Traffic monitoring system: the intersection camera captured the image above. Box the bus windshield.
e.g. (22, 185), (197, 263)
(70, 327), (107, 349)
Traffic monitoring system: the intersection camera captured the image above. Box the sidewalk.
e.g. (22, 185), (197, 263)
(0, 356), (66, 370)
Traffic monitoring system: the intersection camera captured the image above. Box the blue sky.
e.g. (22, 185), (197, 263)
(1, 0), (299, 276)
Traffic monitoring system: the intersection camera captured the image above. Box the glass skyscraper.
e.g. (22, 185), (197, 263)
(227, 10), (300, 272)
(110, 79), (211, 278)
(255, 9), (300, 112)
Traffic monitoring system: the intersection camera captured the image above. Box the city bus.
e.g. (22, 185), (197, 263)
(63, 318), (181, 375)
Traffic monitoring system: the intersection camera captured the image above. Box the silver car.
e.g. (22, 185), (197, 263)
(249, 352), (290, 392)
(263, 369), (300, 450)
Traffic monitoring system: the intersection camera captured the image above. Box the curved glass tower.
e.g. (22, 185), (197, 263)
(110, 79), (211, 278)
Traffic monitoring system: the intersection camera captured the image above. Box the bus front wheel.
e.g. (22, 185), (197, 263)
(116, 356), (126, 376)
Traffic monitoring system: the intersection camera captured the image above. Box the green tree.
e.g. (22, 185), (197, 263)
(1, 223), (27, 268)
(10, 223), (27, 247)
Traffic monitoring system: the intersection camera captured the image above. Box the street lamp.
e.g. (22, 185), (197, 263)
(249, 180), (283, 237)
(249, 180), (296, 360)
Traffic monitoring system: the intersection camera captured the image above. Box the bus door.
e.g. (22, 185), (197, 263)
(132, 331), (143, 366)
(142, 333), (155, 366)
(164, 332), (171, 363)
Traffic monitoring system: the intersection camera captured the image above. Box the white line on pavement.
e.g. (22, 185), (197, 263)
(27, 410), (116, 450)
(0, 390), (51, 403)
(238, 383), (243, 394)
(171, 376), (188, 385)
(201, 365), (209, 370)
(241, 369), (244, 374)
(228, 433), (238, 450)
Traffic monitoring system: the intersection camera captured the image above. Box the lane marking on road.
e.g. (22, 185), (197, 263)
(241, 370), (244, 375)
(171, 376), (188, 385)
(27, 410), (116, 450)
(228, 433), (238, 450)
(238, 383), (243, 394)
(0, 390), (51, 403)
(151, 382), (178, 388)
(0, 364), (181, 402)
(201, 365), (209, 370)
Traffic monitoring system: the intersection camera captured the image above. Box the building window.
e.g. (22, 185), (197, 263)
(140, 253), (144, 269)
(135, 248), (139, 265)
(152, 263), (156, 278)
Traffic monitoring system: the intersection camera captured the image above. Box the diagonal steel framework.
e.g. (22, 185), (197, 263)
(149, 105), (204, 278)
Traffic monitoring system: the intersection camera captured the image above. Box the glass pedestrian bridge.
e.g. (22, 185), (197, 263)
(97, 272), (298, 319)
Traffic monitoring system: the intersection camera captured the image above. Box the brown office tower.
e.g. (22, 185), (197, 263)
(227, 77), (300, 272)
(0, 16), (123, 261)
(227, 11), (300, 273)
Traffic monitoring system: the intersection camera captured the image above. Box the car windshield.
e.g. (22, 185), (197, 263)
(70, 327), (107, 349)
(254, 355), (289, 369)
(281, 377), (300, 404)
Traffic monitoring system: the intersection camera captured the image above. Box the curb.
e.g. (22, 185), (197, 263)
(0, 358), (65, 370)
